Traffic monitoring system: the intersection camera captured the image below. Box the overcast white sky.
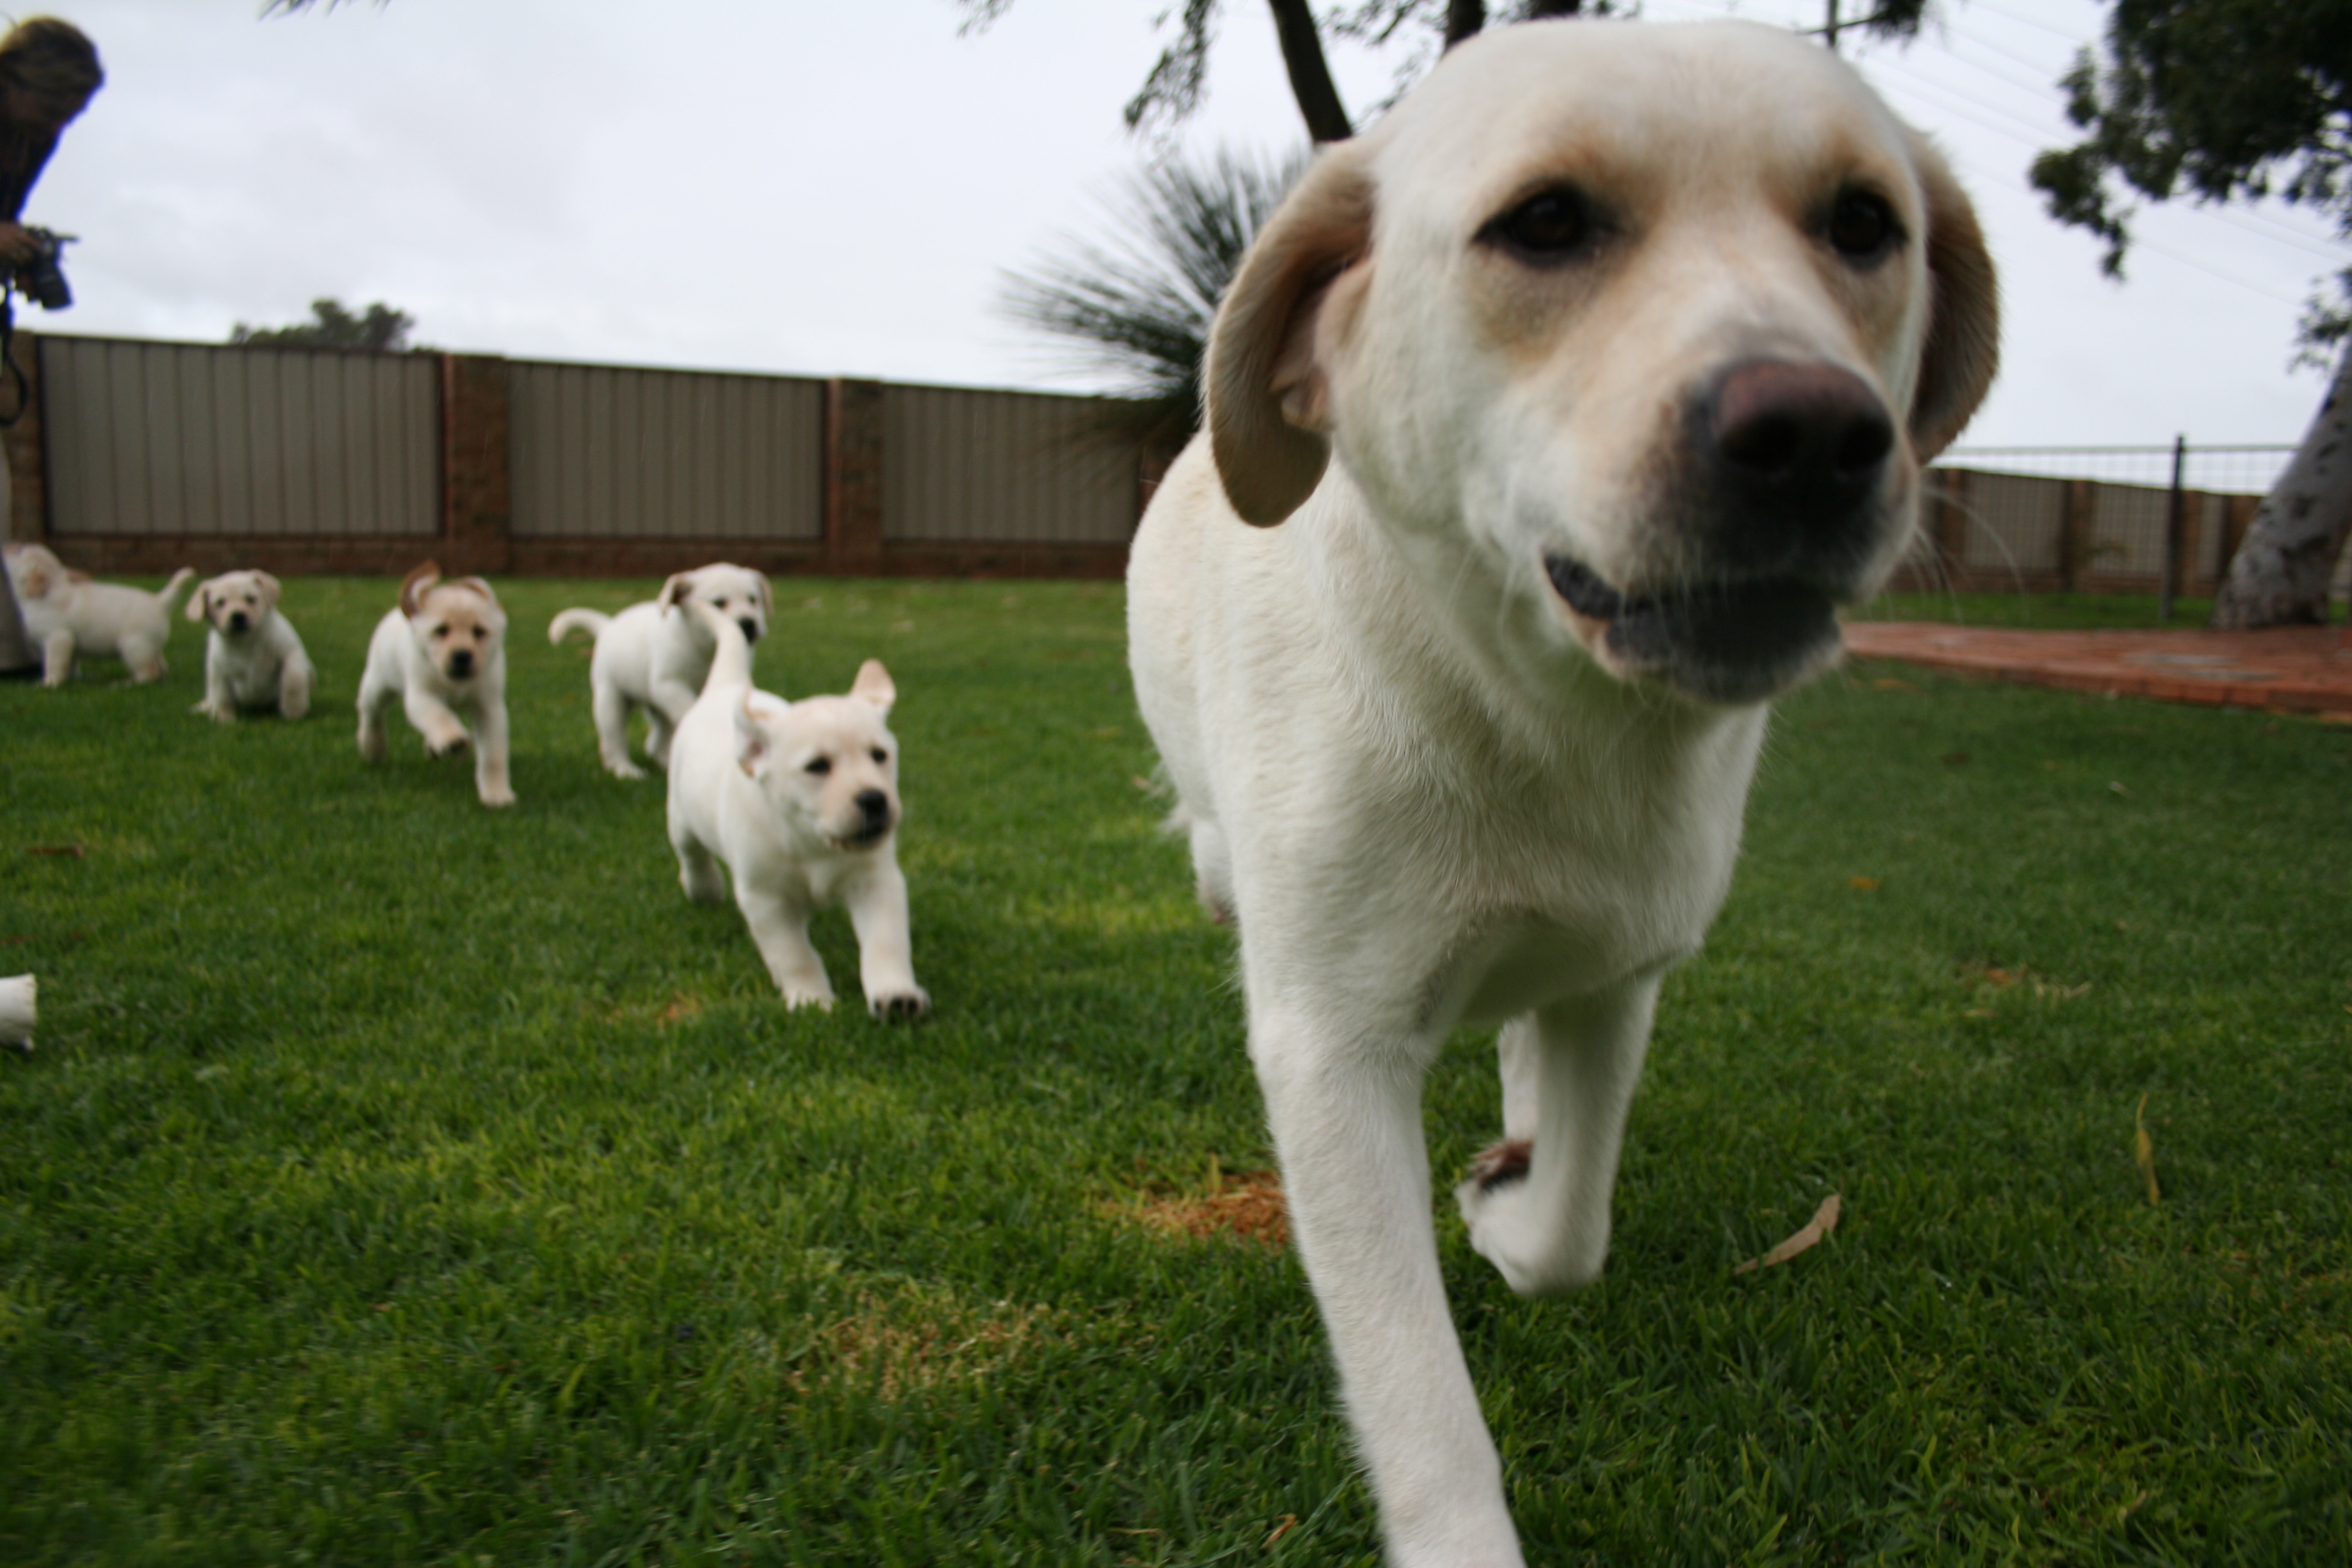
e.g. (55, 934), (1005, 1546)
(25, 0), (2347, 453)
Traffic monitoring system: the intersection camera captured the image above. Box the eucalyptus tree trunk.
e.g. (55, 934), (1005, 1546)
(2210, 346), (2352, 629)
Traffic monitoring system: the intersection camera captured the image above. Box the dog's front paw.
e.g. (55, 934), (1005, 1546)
(866, 986), (930, 1022)
(783, 989), (836, 1013)
(606, 757), (649, 781)
(1455, 1141), (1608, 1298)
(193, 699), (235, 724)
(427, 732), (472, 759)
(478, 783), (517, 808)
(357, 727), (387, 762)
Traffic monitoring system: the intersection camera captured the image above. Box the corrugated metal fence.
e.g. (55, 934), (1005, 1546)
(7, 333), (2328, 597)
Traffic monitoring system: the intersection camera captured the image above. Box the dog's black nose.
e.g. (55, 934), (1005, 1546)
(448, 649), (474, 678)
(227, 612), (249, 633)
(738, 618), (761, 644)
(855, 789), (889, 825)
(1710, 359), (1891, 496)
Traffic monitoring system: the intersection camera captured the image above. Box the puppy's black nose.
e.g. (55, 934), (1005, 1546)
(1708, 359), (1891, 503)
(854, 789), (889, 825)
(738, 618), (761, 644)
(227, 612), (249, 633)
(448, 649), (474, 679)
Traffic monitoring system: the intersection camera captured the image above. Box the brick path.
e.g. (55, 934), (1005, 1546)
(1842, 621), (2352, 715)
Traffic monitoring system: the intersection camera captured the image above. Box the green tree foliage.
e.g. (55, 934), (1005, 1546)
(1000, 148), (1307, 451)
(229, 298), (415, 353)
(2029, 0), (2352, 352)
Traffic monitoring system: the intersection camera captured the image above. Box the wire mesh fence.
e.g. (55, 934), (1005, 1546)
(1912, 442), (2350, 606)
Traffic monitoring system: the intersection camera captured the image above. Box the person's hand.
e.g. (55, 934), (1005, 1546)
(0, 223), (39, 267)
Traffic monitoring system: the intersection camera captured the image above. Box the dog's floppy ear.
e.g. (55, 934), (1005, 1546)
(658, 571), (695, 612)
(254, 572), (282, 614)
(734, 693), (768, 777)
(16, 551), (52, 599)
(751, 570), (772, 619)
(1205, 140), (1377, 526)
(458, 576), (499, 606)
(399, 560), (442, 617)
(186, 580), (214, 622)
(1903, 129), (2000, 463)
(848, 658), (896, 717)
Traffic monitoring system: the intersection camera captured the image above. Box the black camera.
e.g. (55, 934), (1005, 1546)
(14, 226), (74, 310)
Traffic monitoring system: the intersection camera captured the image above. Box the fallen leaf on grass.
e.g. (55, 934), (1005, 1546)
(1265, 1515), (1299, 1548)
(1733, 1193), (1841, 1275)
(2108, 781), (2131, 797)
(1849, 876), (1880, 892)
(2134, 1094), (2161, 1206)
(25, 845), (85, 858)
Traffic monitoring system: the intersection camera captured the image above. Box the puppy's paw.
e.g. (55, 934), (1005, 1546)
(606, 757), (649, 781)
(193, 699), (235, 724)
(866, 986), (930, 1023)
(357, 728), (388, 762)
(478, 783), (517, 808)
(1454, 1152), (1608, 1299)
(427, 732), (472, 759)
(783, 989), (836, 1013)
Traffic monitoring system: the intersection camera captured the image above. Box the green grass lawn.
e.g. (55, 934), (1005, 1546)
(3, 575), (2347, 1566)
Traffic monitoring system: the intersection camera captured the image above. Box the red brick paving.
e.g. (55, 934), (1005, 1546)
(1842, 621), (2352, 715)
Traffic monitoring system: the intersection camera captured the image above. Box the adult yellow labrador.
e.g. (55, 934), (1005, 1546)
(1127, 20), (1997, 1565)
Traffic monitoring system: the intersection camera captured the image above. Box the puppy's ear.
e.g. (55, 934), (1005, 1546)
(734, 694), (768, 777)
(848, 658), (896, 717)
(399, 560), (442, 617)
(1903, 128), (2000, 463)
(1206, 140), (1377, 527)
(255, 572), (282, 613)
(658, 572), (694, 612)
(752, 571), (772, 619)
(16, 553), (50, 598)
(187, 581), (212, 622)
(458, 576), (499, 606)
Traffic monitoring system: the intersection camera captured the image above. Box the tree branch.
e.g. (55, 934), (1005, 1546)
(1268, 0), (1354, 142)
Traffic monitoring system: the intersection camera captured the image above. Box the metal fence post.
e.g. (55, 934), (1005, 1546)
(2160, 434), (2187, 621)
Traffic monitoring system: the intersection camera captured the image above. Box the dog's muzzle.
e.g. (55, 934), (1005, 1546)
(227, 611), (250, 634)
(738, 618), (762, 644)
(446, 649), (475, 680)
(1545, 358), (1898, 706)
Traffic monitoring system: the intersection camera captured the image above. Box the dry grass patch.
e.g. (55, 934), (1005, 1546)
(778, 1288), (1054, 1401)
(1122, 1166), (1290, 1247)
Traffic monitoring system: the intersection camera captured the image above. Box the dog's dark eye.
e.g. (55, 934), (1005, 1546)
(431, 625), (448, 639)
(870, 749), (887, 765)
(804, 757), (832, 776)
(1482, 186), (1597, 262)
(1828, 190), (1902, 261)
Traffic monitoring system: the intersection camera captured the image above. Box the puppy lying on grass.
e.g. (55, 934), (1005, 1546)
(189, 570), (314, 722)
(665, 598), (926, 1019)
(3, 542), (194, 687)
(549, 561), (772, 780)
(357, 561), (516, 808)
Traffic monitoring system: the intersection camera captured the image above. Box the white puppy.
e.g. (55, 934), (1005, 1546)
(548, 562), (772, 779)
(187, 570), (314, 722)
(665, 600), (926, 1019)
(1126, 21), (1997, 1565)
(3, 543), (195, 687)
(357, 561), (516, 807)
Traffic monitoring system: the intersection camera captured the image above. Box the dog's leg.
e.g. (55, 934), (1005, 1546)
(402, 689), (473, 757)
(847, 864), (928, 1020)
(196, 656), (236, 723)
(592, 684), (645, 779)
(472, 700), (517, 808)
(39, 628), (73, 687)
(1254, 1004), (1526, 1568)
(734, 885), (834, 1009)
(649, 676), (700, 729)
(642, 706), (677, 771)
(279, 654), (313, 721)
(1455, 975), (1662, 1297)
(356, 672), (393, 762)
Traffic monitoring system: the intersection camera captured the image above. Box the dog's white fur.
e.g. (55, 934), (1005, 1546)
(549, 563), (773, 779)
(188, 570), (314, 722)
(1126, 22), (1997, 1564)
(665, 600), (926, 1019)
(357, 561), (516, 807)
(3, 543), (195, 687)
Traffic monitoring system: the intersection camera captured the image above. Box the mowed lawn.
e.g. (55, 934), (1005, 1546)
(3, 576), (2347, 1567)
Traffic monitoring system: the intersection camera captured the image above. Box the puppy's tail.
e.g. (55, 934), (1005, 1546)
(548, 607), (611, 647)
(157, 568), (197, 619)
(685, 597), (754, 695)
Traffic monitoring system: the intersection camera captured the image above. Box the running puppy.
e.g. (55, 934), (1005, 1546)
(665, 600), (925, 1019)
(357, 561), (516, 807)
(189, 570), (314, 721)
(3, 542), (194, 686)
(548, 562), (772, 779)
(1126, 21), (1997, 1564)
